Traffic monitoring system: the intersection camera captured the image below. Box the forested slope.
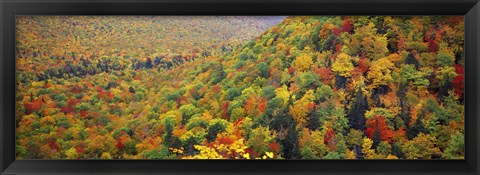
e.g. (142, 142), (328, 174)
(16, 16), (464, 160)
(16, 16), (284, 82)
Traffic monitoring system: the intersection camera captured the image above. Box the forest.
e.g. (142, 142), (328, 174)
(15, 16), (464, 159)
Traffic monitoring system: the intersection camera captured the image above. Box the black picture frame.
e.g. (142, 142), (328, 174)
(1, 0), (479, 175)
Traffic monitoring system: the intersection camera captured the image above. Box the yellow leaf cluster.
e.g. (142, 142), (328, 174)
(189, 145), (224, 159)
(331, 53), (354, 77)
(289, 90), (315, 129)
(293, 53), (314, 72)
(362, 138), (376, 159)
(275, 85), (291, 107)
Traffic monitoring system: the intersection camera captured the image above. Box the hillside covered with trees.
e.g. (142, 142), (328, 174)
(15, 16), (464, 160)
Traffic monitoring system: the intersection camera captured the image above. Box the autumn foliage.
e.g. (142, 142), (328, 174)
(15, 16), (464, 160)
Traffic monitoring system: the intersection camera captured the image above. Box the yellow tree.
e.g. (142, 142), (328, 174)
(275, 85), (292, 107)
(292, 49), (314, 72)
(331, 53), (354, 78)
(289, 90), (315, 129)
(361, 137), (376, 159)
(367, 57), (394, 89)
(402, 133), (441, 159)
(298, 128), (328, 159)
(346, 22), (388, 60)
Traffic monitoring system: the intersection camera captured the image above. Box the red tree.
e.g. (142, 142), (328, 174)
(222, 101), (230, 119)
(341, 18), (354, 34)
(453, 64), (464, 98)
(324, 128), (336, 150)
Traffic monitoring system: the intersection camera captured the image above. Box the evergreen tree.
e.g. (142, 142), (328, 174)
(372, 119), (382, 149)
(407, 116), (429, 140)
(306, 108), (320, 131)
(348, 87), (368, 131)
(405, 52), (419, 68)
(282, 123), (300, 159)
(392, 142), (405, 159)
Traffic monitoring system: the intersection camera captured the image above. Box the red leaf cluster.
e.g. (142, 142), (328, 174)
(258, 100), (267, 113)
(48, 141), (60, 151)
(116, 138), (125, 151)
(269, 141), (280, 153)
(427, 39), (439, 53)
(76, 146), (85, 154)
(313, 67), (334, 85)
(453, 64), (464, 98)
(216, 136), (234, 145)
(222, 101), (230, 118)
(324, 128), (336, 150)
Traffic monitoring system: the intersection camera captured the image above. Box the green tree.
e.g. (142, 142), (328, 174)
(206, 121), (227, 142)
(256, 62), (270, 78)
(376, 141), (391, 156)
(443, 132), (464, 159)
(346, 129), (363, 148)
(436, 50), (455, 67)
(346, 22), (388, 59)
(402, 133), (441, 159)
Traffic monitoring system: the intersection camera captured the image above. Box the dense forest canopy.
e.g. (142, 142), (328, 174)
(15, 16), (464, 160)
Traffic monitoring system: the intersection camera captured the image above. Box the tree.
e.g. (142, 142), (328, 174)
(348, 87), (368, 131)
(124, 140), (139, 155)
(404, 52), (419, 68)
(292, 52), (314, 72)
(331, 53), (354, 78)
(209, 63), (226, 85)
(435, 66), (457, 87)
(179, 104), (197, 125)
(289, 90), (315, 129)
(262, 86), (276, 100)
(275, 85), (291, 107)
(298, 128), (328, 159)
(402, 133), (441, 159)
(101, 152), (113, 159)
(247, 126), (276, 158)
(436, 50), (455, 67)
(297, 72), (320, 94)
(145, 57), (153, 69)
(376, 141), (392, 156)
(365, 115), (394, 145)
(66, 147), (78, 159)
(361, 138), (376, 159)
(346, 129), (363, 148)
(367, 57), (394, 89)
(452, 64), (464, 98)
(256, 62), (270, 78)
(314, 84), (334, 103)
(226, 87), (241, 101)
(129, 86), (135, 93)
(331, 53), (354, 89)
(163, 118), (178, 147)
(346, 22), (388, 59)
(306, 108), (320, 130)
(282, 123), (300, 159)
(407, 115), (428, 140)
(399, 64), (432, 87)
(392, 142), (405, 159)
(206, 121), (227, 142)
(372, 121), (382, 149)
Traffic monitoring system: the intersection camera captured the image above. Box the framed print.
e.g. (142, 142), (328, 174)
(1, 0), (479, 174)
